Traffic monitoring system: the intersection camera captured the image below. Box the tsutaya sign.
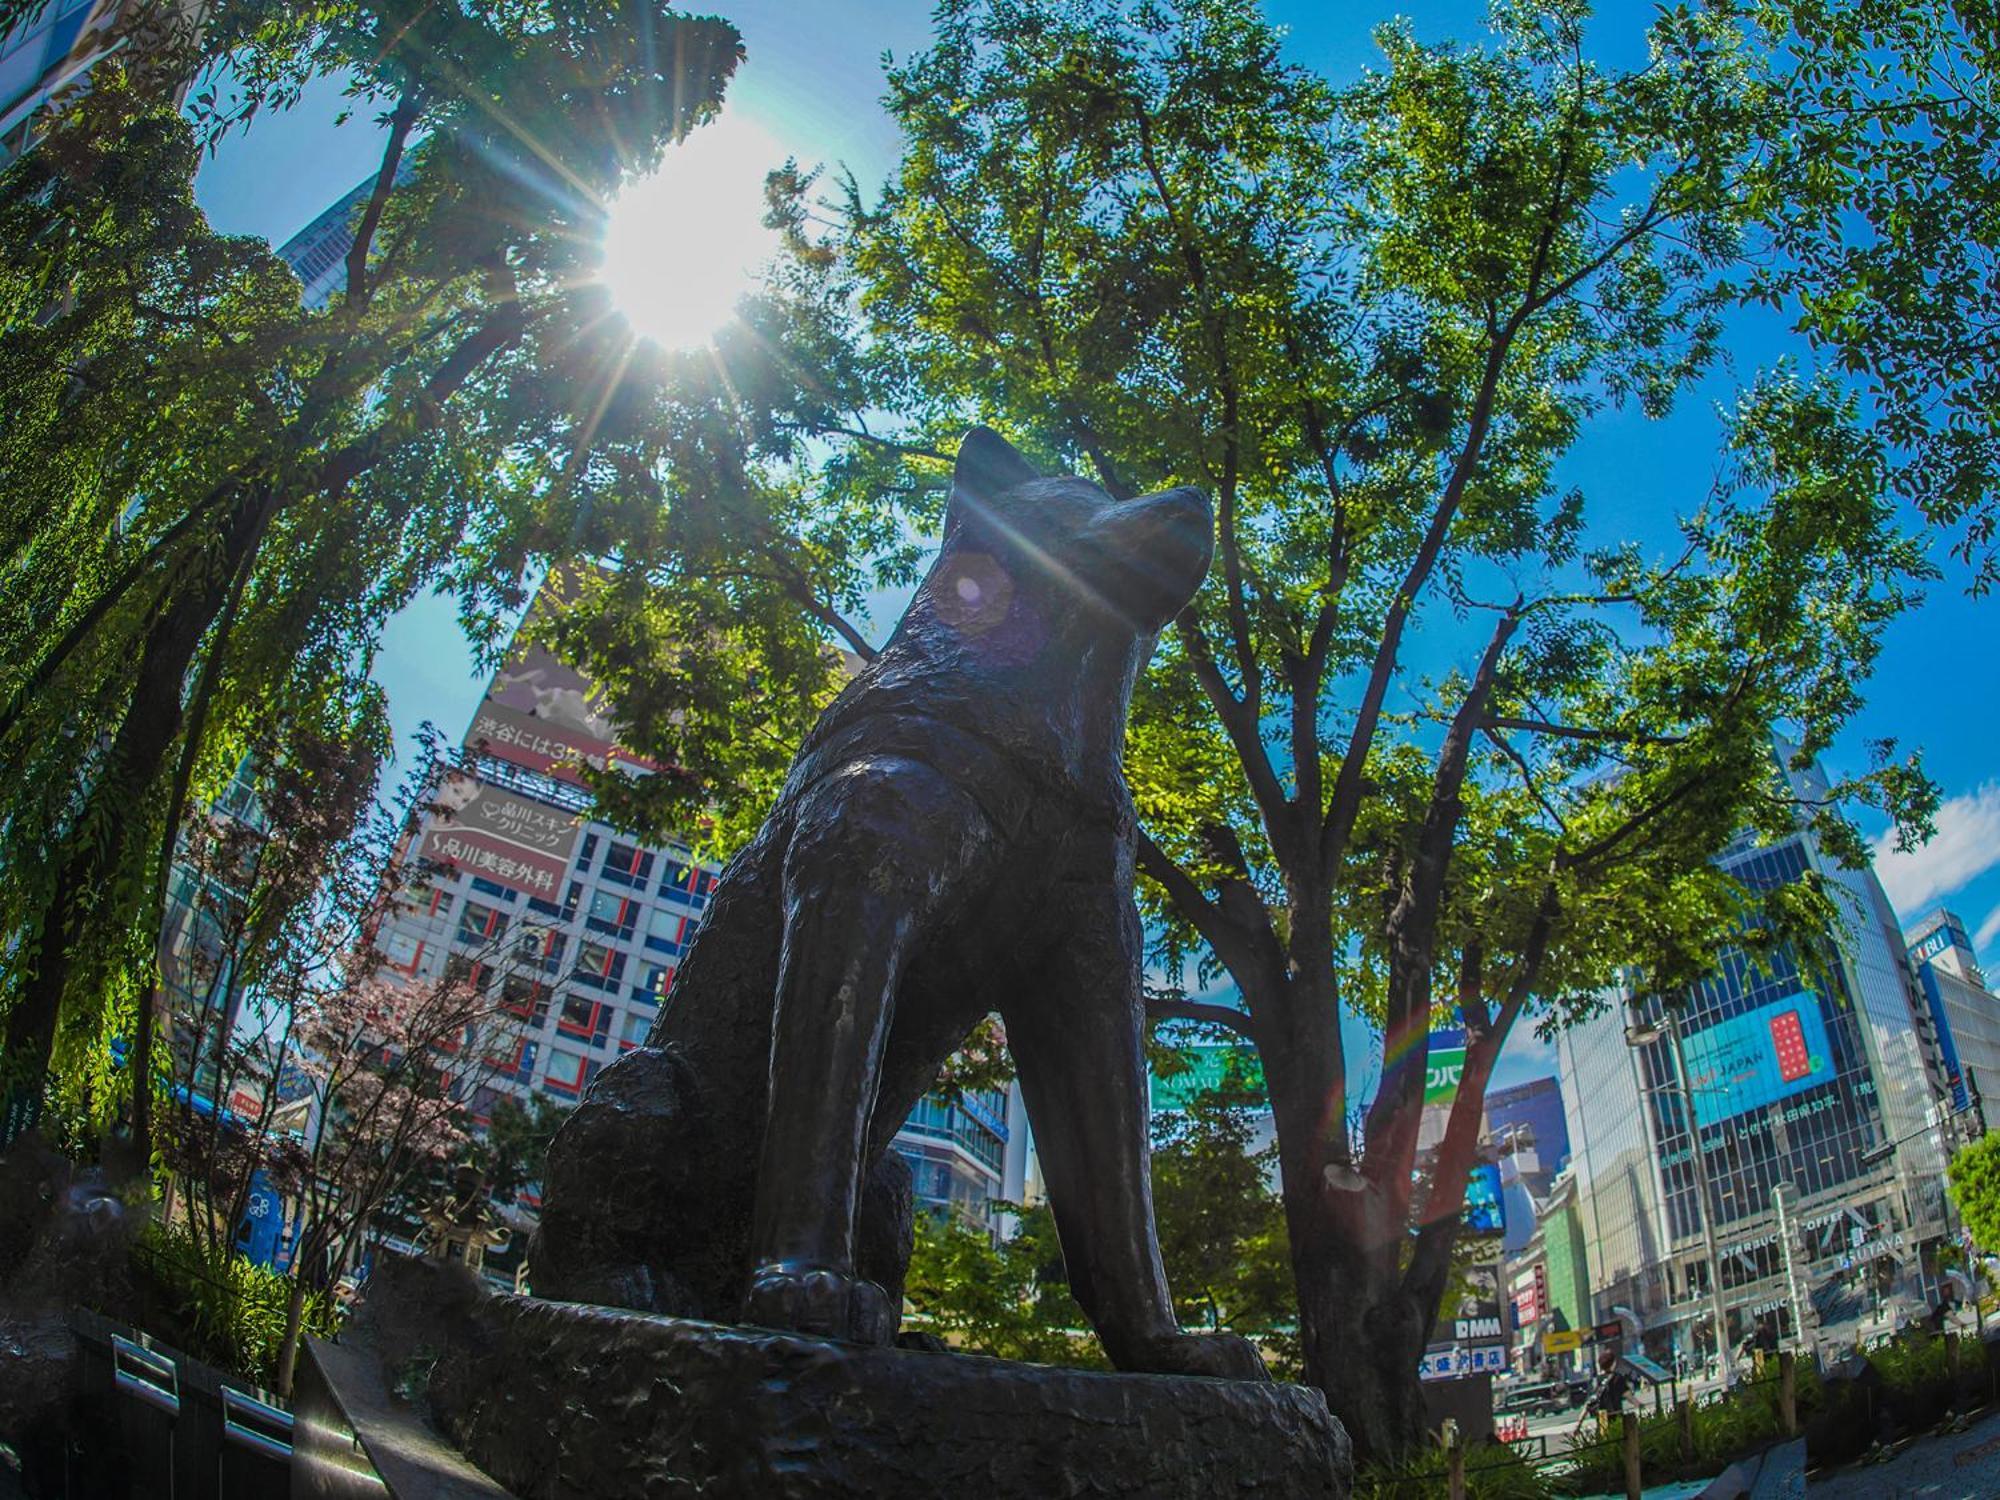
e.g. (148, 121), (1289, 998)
(1425, 1027), (1468, 1106)
(420, 772), (581, 900)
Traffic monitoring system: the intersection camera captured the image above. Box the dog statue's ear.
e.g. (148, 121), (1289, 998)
(945, 427), (1042, 537)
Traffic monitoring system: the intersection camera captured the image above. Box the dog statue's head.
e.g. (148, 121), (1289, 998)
(926, 428), (1213, 641)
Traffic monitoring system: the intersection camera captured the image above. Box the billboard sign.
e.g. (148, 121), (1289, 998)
(1462, 1160), (1506, 1236)
(1680, 992), (1835, 1122)
(474, 566), (656, 785)
(1425, 1027), (1467, 1106)
(468, 698), (620, 787)
(1424, 1262), (1506, 1380)
(1511, 1263), (1547, 1325)
(1419, 1344), (1508, 1380)
(421, 774), (582, 901)
(1150, 1042), (1265, 1109)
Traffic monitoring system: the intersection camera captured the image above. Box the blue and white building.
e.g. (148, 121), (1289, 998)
(1905, 908), (1999, 1136)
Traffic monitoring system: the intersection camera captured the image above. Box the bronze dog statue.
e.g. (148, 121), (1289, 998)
(531, 428), (1263, 1381)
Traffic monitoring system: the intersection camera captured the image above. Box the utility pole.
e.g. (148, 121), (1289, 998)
(1773, 1181), (1810, 1361)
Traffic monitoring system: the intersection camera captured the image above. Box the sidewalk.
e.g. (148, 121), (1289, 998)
(1809, 1406), (2000, 1498)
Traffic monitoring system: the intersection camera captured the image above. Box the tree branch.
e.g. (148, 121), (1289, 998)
(1363, 606), (1520, 1177)
(1173, 611), (1297, 861)
(1485, 715), (1685, 747)
(1144, 998), (1256, 1040)
(1135, 828), (1284, 1004)
(346, 92), (422, 309)
(1322, 333), (1514, 880)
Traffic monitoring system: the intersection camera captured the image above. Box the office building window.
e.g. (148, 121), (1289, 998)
(633, 962), (672, 1005)
(458, 900), (508, 944)
(602, 840), (655, 890)
(558, 992), (608, 1044)
(572, 940), (627, 993)
(587, 889), (640, 941)
(383, 930), (423, 975)
(644, 904), (691, 954)
(544, 1048), (590, 1097)
(500, 974), (548, 1025)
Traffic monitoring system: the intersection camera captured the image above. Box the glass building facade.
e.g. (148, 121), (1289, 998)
(1559, 825), (1953, 1364)
(0, 0), (113, 156)
(0, 0), (193, 160)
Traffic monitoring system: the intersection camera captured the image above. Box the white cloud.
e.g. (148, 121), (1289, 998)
(1872, 782), (2000, 916)
(1975, 899), (2000, 956)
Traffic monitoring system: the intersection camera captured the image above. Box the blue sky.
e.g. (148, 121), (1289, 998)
(193, 2), (1998, 1098)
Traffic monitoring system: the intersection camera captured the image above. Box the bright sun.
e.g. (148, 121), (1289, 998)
(601, 110), (782, 351)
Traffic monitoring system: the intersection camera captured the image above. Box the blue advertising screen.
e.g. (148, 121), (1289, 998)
(1679, 992), (1834, 1121)
(1462, 1160), (1505, 1236)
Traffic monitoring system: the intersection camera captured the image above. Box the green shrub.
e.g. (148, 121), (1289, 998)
(128, 1225), (341, 1388)
(1559, 1379), (1785, 1492)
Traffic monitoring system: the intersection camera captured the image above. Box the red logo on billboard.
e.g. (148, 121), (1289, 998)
(1770, 1009), (1811, 1083)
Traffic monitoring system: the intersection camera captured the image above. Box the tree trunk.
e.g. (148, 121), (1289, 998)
(1253, 963), (1438, 1469)
(275, 1263), (311, 1397)
(1290, 1197), (1434, 1467)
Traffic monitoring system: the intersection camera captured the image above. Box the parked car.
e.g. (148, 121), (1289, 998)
(1494, 1380), (1578, 1417)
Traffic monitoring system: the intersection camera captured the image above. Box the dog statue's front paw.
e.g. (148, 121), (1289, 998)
(742, 1261), (897, 1345)
(1121, 1329), (1269, 1382)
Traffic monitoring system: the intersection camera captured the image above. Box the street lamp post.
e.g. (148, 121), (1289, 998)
(1627, 1001), (1736, 1391)
(1772, 1180), (1811, 1359)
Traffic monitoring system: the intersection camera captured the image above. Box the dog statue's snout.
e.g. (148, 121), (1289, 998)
(1097, 484), (1213, 627)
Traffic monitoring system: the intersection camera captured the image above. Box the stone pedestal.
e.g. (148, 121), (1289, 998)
(334, 1256), (1350, 1499)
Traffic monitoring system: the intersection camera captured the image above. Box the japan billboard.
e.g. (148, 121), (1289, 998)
(420, 774), (582, 901)
(468, 696), (621, 787)
(1680, 992), (1835, 1122)
(1462, 1160), (1506, 1237)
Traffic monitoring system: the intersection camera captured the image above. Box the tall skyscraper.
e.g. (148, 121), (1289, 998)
(1557, 807), (1954, 1364)
(275, 164), (415, 310)
(1486, 1074), (1570, 1255)
(1486, 1076), (1571, 1178)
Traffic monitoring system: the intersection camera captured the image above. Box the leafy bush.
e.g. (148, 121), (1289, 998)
(903, 1205), (1109, 1368)
(1562, 1328), (1997, 1491)
(128, 1225), (340, 1388)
